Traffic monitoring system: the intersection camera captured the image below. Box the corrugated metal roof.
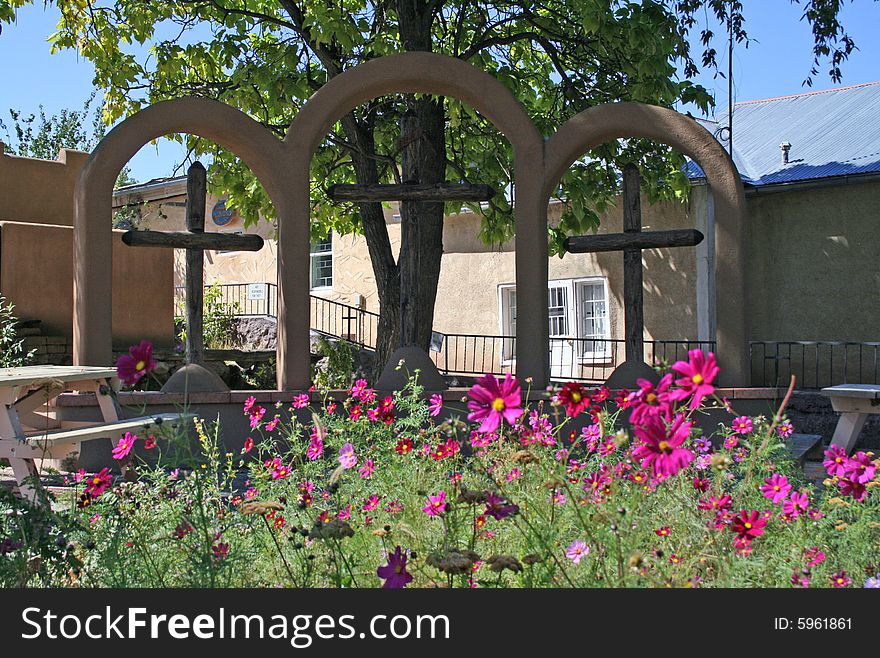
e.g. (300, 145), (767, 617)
(687, 81), (880, 187)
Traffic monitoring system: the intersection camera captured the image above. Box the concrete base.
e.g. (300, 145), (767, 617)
(375, 346), (447, 391)
(161, 363), (230, 394)
(604, 359), (660, 390)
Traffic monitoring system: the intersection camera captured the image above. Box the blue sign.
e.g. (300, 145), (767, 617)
(211, 199), (238, 227)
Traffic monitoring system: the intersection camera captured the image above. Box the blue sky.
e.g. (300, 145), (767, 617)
(0, 2), (877, 182)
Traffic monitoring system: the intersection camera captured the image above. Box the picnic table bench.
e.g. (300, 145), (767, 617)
(820, 384), (880, 454)
(0, 365), (188, 502)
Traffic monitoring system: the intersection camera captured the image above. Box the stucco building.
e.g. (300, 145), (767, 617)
(117, 81), (880, 386)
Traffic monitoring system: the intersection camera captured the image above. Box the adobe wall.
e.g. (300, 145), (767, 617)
(0, 221), (173, 345)
(0, 149), (89, 226)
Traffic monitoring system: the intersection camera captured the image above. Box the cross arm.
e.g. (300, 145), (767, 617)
(121, 230), (265, 252)
(326, 182), (496, 203)
(564, 228), (704, 254)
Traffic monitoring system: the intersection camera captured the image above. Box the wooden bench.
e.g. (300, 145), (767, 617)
(820, 384), (880, 454)
(21, 413), (187, 460)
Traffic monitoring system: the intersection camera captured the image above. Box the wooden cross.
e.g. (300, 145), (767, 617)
(121, 162), (264, 365)
(563, 163), (704, 373)
(326, 113), (495, 350)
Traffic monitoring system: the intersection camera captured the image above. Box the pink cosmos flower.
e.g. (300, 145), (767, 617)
(143, 435), (156, 449)
(428, 394), (443, 417)
(669, 349), (719, 410)
(350, 379), (369, 399)
(557, 382), (590, 418)
(782, 490), (810, 518)
(565, 539), (589, 564)
(116, 340), (156, 386)
(731, 510), (766, 540)
(377, 546), (414, 589)
(306, 427), (324, 461)
(84, 468), (112, 497)
(363, 495), (380, 512)
(338, 442), (357, 469)
(112, 432), (138, 460)
(467, 373), (523, 433)
(242, 437), (254, 453)
(723, 435), (739, 450)
(732, 416), (753, 435)
(632, 413), (695, 478)
(761, 473), (793, 504)
(823, 444), (849, 477)
(627, 374), (674, 427)
(265, 416), (280, 432)
(804, 546), (826, 567)
(243, 396), (256, 414)
(358, 459), (375, 478)
(697, 494), (732, 511)
(776, 419), (794, 439)
(249, 406), (266, 429)
(845, 451), (876, 484)
(830, 571), (852, 588)
(838, 478), (867, 501)
(212, 541), (229, 562)
(483, 492), (519, 520)
(292, 393), (310, 409)
(423, 491), (447, 517)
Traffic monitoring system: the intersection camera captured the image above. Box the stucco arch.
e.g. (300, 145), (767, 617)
(544, 102), (749, 385)
(73, 97), (289, 368)
(277, 52), (550, 387)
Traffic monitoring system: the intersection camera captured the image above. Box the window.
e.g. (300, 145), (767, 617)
(498, 278), (610, 364)
(310, 235), (333, 289)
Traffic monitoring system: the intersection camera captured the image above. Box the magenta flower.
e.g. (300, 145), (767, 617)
(467, 373), (523, 433)
(627, 374), (674, 427)
(84, 467), (112, 497)
(116, 340), (156, 386)
(428, 393), (443, 417)
(804, 546), (826, 567)
(761, 474), (792, 504)
(732, 416), (753, 435)
(782, 490), (809, 518)
(338, 442), (357, 469)
(358, 459), (376, 478)
(112, 432), (138, 460)
(307, 427), (324, 461)
(422, 490), (447, 517)
(776, 419), (794, 439)
(377, 546), (414, 589)
(292, 393), (310, 409)
(731, 510), (767, 540)
(669, 350), (719, 410)
(823, 444), (849, 477)
(830, 571), (852, 588)
(845, 451), (876, 484)
(483, 492), (519, 520)
(838, 478), (868, 502)
(565, 539), (589, 564)
(632, 413), (695, 478)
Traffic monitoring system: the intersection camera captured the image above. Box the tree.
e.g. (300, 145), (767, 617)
(0, 1), (868, 373)
(1, 95), (140, 225)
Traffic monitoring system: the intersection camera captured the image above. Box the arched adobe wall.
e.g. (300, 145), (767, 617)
(544, 103), (749, 386)
(73, 97), (290, 368)
(280, 52), (550, 387)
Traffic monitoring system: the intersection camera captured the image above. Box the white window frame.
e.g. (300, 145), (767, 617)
(497, 277), (611, 365)
(310, 234), (333, 290)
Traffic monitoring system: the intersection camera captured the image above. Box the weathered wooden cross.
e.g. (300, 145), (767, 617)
(121, 162), (264, 368)
(563, 163), (704, 386)
(326, 110), (495, 390)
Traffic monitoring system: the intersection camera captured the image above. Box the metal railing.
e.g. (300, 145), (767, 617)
(174, 284), (379, 349)
(750, 341), (880, 389)
(430, 335), (716, 384)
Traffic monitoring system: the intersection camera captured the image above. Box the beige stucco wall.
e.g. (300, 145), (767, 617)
(746, 180), (880, 341)
(0, 221), (173, 345)
(0, 149), (90, 226)
(0, 149), (174, 346)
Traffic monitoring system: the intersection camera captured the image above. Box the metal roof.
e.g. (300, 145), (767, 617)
(687, 81), (880, 187)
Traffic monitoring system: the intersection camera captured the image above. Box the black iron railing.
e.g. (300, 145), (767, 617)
(750, 341), (880, 389)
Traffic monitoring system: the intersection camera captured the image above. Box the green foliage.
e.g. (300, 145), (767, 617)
(0, 295), (35, 367)
(177, 283), (241, 349)
(312, 336), (357, 390)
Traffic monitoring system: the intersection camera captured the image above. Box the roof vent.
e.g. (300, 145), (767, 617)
(780, 142), (792, 165)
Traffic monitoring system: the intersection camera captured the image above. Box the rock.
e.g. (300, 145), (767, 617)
(233, 315), (277, 351)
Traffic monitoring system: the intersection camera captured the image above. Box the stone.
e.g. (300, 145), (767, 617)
(161, 363), (230, 393)
(604, 359), (659, 389)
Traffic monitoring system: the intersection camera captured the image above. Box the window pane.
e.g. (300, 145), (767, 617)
(311, 253), (333, 287)
(311, 237), (332, 253)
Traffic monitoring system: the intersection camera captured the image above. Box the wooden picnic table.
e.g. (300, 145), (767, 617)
(820, 384), (880, 454)
(0, 365), (179, 502)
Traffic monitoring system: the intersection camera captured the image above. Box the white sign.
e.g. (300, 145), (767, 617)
(247, 283), (267, 301)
